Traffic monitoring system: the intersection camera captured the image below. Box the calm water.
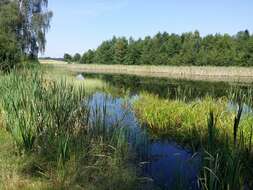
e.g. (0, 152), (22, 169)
(84, 72), (253, 100)
(82, 73), (253, 189)
(88, 93), (200, 189)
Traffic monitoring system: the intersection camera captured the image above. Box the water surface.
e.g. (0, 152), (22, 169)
(81, 73), (253, 189)
(84, 72), (253, 100)
(89, 93), (201, 189)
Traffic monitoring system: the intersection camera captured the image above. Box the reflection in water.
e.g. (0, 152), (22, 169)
(84, 72), (253, 100)
(142, 142), (200, 189)
(81, 73), (253, 189)
(228, 101), (253, 116)
(88, 93), (201, 189)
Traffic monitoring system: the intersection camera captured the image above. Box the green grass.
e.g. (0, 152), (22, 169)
(133, 92), (253, 189)
(3, 64), (253, 189)
(0, 128), (51, 190)
(134, 93), (253, 147)
(0, 67), (139, 190)
(42, 65), (108, 93)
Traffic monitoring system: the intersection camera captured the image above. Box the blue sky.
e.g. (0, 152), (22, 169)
(42, 0), (253, 58)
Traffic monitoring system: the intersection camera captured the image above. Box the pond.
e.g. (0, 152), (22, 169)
(83, 72), (253, 100)
(88, 93), (201, 190)
(82, 73), (253, 189)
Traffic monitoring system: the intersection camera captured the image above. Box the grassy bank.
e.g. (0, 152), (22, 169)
(41, 59), (253, 83)
(0, 68), (139, 190)
(0, 128), (51, 190)
(133, 93), (253, 189)
(42, 67), (108, 93)
(2, 64), (253, 189)
(133, 93), (253, 146)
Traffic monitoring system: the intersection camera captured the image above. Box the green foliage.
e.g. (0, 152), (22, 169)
(73, 53), (81, 62)
(0, 33), (21, 72)
(76, 30), (253, 66)
(0, 68), (139, 189)
(81, 49), (95, 64)
(0, 0), (52, 71)
(18, 0), (53, 58)
(94, 40), (115, 64)
(113, 37), (128, 64)
(0, 1), (21, 71)
(63, 53), (72, 63)
(133, 93), (253, 189)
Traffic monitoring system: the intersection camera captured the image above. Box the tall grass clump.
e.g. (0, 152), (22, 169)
(134, 93), (233, 147)
(0, 68), (139, 189)
(133, 92), (253, 188)
(199, 110), (247, 190)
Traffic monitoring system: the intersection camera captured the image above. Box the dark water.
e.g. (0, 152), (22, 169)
(83, 73), (253, 189)
(84, 72), (252, 100)
(89, 93), (201, 190)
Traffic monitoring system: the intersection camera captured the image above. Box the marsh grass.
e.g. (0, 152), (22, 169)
(133, 92), (253, 189)
(42, 60), (253, 83)
(134, 93), (233, 146)
(0, 68), (139, 189)
(3, 64), (253, 189)
(198, 109), (251, 190)
(0, 128), (52, 190)
(42, 65), (108, 94)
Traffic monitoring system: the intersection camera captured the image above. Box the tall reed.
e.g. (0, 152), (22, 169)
(134, 92), (253, 189)
(0, 68), (139, 189)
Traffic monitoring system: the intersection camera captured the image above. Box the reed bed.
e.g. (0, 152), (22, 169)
(2, 64), (253, 189)
(134, 93), (252, 146)
(42, 65), (108, 93)
(0, 68), (139, 190)
(133, 92), (253, 189)
(42, 60), (253, 83)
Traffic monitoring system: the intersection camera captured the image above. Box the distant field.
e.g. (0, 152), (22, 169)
(40, 59), (253, 83)
(39, 59), (67, 64)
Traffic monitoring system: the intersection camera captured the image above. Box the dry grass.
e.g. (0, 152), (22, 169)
(40, 59), (253, 83)
(39, 59), (67, 65)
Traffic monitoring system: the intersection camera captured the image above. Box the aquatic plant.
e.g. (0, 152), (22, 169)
(0, 68), (139, 189)
(134, 92), (253, 189)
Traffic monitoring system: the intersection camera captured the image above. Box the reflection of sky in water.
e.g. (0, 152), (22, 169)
(142, 142), (200, 189)
(88, 93), (139, 129)
(227, 101), (252, 116)
(88, 93), (201, 189)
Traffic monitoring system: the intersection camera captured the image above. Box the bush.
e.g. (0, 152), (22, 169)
(0, 33), (21, 72)
(0, 1), (21, 72)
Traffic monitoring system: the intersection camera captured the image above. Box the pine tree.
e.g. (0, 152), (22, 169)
(113, 37), (128, 64)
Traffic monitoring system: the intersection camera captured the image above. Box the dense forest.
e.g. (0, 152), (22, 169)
(65, 30), (253, 66)
(0, 0), (52, 71)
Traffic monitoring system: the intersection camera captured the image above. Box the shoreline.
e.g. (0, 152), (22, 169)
(40, 60), (253, 83)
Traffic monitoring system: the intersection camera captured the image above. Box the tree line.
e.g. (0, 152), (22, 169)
(0, 0), (52, 71)
(65, 30), (253, 66)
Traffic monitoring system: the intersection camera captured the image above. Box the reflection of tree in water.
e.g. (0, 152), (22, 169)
(84, 73), (251, 100)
